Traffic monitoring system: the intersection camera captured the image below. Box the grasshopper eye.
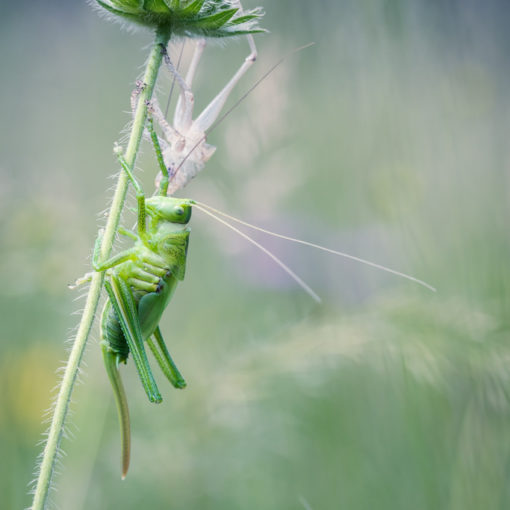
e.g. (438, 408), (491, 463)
(174, 206), (184, 216)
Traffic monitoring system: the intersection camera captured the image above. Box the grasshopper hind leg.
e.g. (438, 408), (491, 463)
(147, 326), (186, 389)
(105, 276), (162, 403)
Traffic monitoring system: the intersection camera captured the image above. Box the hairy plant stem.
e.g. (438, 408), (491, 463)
(31, 27), (171, 510)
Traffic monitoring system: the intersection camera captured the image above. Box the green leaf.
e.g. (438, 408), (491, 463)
(96, 0), (144, 22)
(190, 8), (237, 30)
(142, 0), (171, 14)
(210, 28), (266, 37)
(110, 0), (142, 10)
(109, 0), (142, 14)
(229, 14), (259, 25)
(179, 0), (205, 16)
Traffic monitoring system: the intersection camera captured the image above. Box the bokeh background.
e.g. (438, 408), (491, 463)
(2, 1), (510, 508)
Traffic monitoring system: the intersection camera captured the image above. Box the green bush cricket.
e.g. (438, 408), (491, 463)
(91, 149), (193, 478)
(84, 142), (434, 479)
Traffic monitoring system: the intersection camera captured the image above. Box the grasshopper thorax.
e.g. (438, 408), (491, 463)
(145, 197), (193, 225)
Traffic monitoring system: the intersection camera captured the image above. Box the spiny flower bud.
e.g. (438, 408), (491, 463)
(93, 0), (265, 37)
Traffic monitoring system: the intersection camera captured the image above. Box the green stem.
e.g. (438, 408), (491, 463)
(31, 27), (170, 510)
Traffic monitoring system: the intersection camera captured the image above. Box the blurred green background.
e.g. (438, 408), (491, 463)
(2, 1), (510, 508)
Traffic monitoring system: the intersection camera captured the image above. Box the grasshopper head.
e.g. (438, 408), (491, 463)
(146, 197), (192, 224)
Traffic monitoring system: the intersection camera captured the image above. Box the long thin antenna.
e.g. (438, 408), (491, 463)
(164, 42), (185, 119)
(194, 201), (436, 292)
(208, 42), (315, 135)
(172, 42), (315, 176)
(193, 204), (322, 302)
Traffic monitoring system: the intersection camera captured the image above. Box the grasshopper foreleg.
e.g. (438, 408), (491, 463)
(114, 148), (147, 241)
(92, 230), (135, 272)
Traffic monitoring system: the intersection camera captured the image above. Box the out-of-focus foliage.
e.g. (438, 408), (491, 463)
(1, 0), (510, 508)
